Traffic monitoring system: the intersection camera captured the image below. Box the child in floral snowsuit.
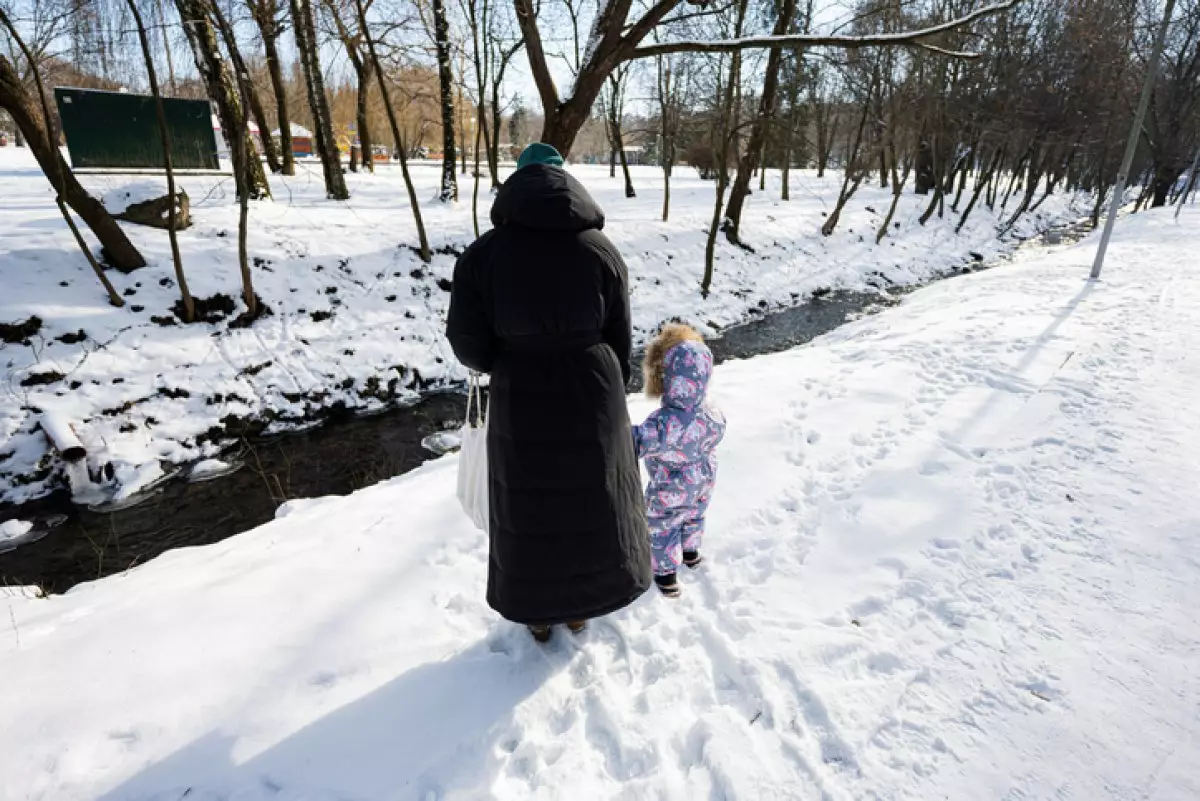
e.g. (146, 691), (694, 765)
(633, 324), (726, 598)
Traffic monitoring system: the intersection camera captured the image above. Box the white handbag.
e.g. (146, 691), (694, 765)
(456, 373), (490, 532)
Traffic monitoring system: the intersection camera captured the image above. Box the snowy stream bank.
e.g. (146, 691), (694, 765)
(0, 217), (1088, 593)
(1, 152), (1087, 510)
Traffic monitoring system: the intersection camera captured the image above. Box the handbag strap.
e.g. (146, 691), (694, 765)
(465, 372), (486, 428)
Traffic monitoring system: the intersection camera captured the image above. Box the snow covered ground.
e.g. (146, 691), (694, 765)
(2, 205), (1197, 800)
(0, 148), (1084, 504)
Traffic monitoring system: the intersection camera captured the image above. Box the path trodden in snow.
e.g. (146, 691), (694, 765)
(2, 208), (1199, 800)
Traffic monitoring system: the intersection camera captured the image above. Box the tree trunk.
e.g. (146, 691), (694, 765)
(702, 0), (749, 298)
(1151, 163), (1180, 208)
(458, 88), (468, 175)
(354, 0), (429, 261)
(472, 99), (484, 237)
(607, 91), (635, 198)
(914, 134), (934, 195)
(723, 0), (795, 245)
(538, 100), (596, 158)
(126, 0), (195, 321)
(176, 0), (270, 199)
(0, 52), (143, 277)
(823, 82), (873, 237)
(781, 96), (800, 201)
(432, 0), (457, 201)
(616, 136), (635, 197)
(356, 61), (375, 174)
(957, 147), (1001, 233)
(662, 157), (672, 222)
(999, 147), (1030, 212)
(657, 57), (675, 222)
(607, 112), (617, 177)
(986, 154), (1001, 209)
(465, 0), (491, 197)
(823, 172), (866, 236)
(877, 146), (909, 244)
(814, 108), (827, 178)
(290, 0), (348, 199)
(257, 10), (295, 176)
(1002, 146), (1047, 232)
(480, 105), (494, 180)
(818, 112), (837, 177)
(951, 141), (975, 211)
(489, 83), (503, 189)
(210, 0), (280, 174)
(918, 141), (948, 226)
(155, 0), (179, 93)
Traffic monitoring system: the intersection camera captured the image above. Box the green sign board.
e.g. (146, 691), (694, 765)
(55, 87), (219, 170)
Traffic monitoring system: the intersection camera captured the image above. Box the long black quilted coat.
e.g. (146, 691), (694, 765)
(446, 164), (651, 625)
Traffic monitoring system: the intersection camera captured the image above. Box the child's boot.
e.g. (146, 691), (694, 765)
(528, 625), (552, 643)
(655, 573), (681, 598)
(683, 550), (703, 569)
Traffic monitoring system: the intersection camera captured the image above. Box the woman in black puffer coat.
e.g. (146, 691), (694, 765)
(446, 144), (651, 640)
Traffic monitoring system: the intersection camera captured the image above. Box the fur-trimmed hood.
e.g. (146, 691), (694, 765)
(643, 323), (712, 410)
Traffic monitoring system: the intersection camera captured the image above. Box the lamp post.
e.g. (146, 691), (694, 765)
(1177, 143), (1200, 222)
(1091, 0), (1177, 280)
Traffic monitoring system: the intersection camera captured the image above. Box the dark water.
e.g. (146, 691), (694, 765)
(0, 395), (465, 593)
(0, 222), (1088, 592)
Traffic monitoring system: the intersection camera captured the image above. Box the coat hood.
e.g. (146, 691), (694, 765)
(662, 340), (713, 411)
(490, 164), (606, 232)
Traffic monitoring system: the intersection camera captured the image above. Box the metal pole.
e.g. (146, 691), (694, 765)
(1177, 143), (1200, 221)
(1092, 0), (1177, 280)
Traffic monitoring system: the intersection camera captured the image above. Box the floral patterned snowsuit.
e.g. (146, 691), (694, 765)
(633, 340), (726, 576)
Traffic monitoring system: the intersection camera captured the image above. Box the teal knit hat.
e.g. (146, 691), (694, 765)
(517, 142), (564, 170)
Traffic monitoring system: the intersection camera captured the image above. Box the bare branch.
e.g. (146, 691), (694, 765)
(638, 0), (732, 31)
(915, 42), (982, 59)
(513, 0), (558, 111)
(630, 0), (1024, 59)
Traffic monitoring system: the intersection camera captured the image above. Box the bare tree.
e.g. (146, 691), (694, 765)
(653, 50), (688, 220)
(723, 0), (798, 245)
(175, 0), (271, 198)
(354, 0), (431, 260)
(125, 0), (195, 320)
(0, 8), (144, 287)
(462, 0), (491, 233)
(290, 0), (348, 198)
(1, 0), (72, 148)
(701, 0), (748, 298)
(603, 62), (636, 197)
(0, 56), (135, 301)
(153, 0), (179, 93)
(485, 13), (524, 188)
(513, 0), (1027, 156)
(322, 0), (377, 174)
(210, 0), (282, 173)
(1143, 0), (1200, 206)
(822, 67), (875, 237)
(430, 0), (457, 200)
(247, 0), (295, 174)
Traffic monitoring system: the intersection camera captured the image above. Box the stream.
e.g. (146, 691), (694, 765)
(0, 222), (1088, 593)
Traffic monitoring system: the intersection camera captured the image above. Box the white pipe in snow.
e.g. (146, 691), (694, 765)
(40, 412), (87, 462)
